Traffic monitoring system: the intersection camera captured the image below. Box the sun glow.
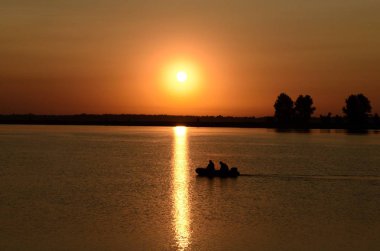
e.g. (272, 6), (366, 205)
(176, 71), (188, 83)
(161, 60), (201, 96)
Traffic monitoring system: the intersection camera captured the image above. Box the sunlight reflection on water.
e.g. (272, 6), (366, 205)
(172, 126), (191, 250)
(1, 126), (379, 250)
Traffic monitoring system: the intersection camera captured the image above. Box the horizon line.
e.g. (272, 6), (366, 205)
(0, 113), (350, 118)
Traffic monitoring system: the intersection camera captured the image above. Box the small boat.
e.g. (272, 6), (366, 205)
(195, 167), (240, 177)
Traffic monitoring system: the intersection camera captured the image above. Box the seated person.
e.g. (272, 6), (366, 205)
(206, 160), (215, 171)
(219, 161), (229, 173)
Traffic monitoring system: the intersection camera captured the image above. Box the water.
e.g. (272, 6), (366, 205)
(0, 125), (379, 251)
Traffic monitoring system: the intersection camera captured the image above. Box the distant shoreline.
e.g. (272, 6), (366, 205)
(1, 114), (379, 130)
(0, 114), (270, 128)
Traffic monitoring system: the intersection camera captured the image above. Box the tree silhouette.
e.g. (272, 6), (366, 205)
(274, 93), (294, 127)
(294, 95), (316, 127)
(342, 94), (372, 128)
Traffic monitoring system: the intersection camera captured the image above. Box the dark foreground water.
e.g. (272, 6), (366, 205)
(0, 125), (379, 251)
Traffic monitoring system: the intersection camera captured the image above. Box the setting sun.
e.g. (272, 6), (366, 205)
(160, 60), (202, 101)
(176, 71), (188, 83)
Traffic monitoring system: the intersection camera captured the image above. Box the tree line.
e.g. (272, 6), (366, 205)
(274, 93), (377, 129)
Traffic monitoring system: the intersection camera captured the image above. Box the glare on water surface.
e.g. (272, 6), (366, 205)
(172, 126), (191, 250)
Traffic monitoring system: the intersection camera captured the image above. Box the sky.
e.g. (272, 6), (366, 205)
(1, 0), (379, 116)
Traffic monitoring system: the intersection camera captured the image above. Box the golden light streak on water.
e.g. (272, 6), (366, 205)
(172, 126), (191, 250)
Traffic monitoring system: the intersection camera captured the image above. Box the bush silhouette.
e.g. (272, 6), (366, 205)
(374, 113), (379, 129)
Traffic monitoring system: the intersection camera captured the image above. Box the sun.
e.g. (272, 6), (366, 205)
(161, 61), (201, 96)
(176, 71), (188, 83)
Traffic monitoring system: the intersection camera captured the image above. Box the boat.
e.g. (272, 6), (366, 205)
(195, 167), (240, 177)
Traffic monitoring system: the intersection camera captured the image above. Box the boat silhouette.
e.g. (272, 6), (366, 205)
(195, 167), (240, 177)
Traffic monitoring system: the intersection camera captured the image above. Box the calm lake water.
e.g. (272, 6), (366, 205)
(0, 125), (379, 251)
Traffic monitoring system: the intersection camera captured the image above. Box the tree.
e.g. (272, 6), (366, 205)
(342, 93), (372, 128)
(274, 93), (294, 127)
(294, 95), (316, 126)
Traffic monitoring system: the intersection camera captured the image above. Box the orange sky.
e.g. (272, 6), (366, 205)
(1, 0), (379, 116)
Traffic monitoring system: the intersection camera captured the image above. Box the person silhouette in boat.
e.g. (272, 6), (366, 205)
(206, 160), (215, 171)
(219, 161), (229, 174)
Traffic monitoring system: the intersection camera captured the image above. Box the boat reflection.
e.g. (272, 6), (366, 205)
(172, 126), (191, 250)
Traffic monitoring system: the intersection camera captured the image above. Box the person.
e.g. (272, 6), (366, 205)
(206, 160), (215, 171)
(219, 161), (229, 173)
